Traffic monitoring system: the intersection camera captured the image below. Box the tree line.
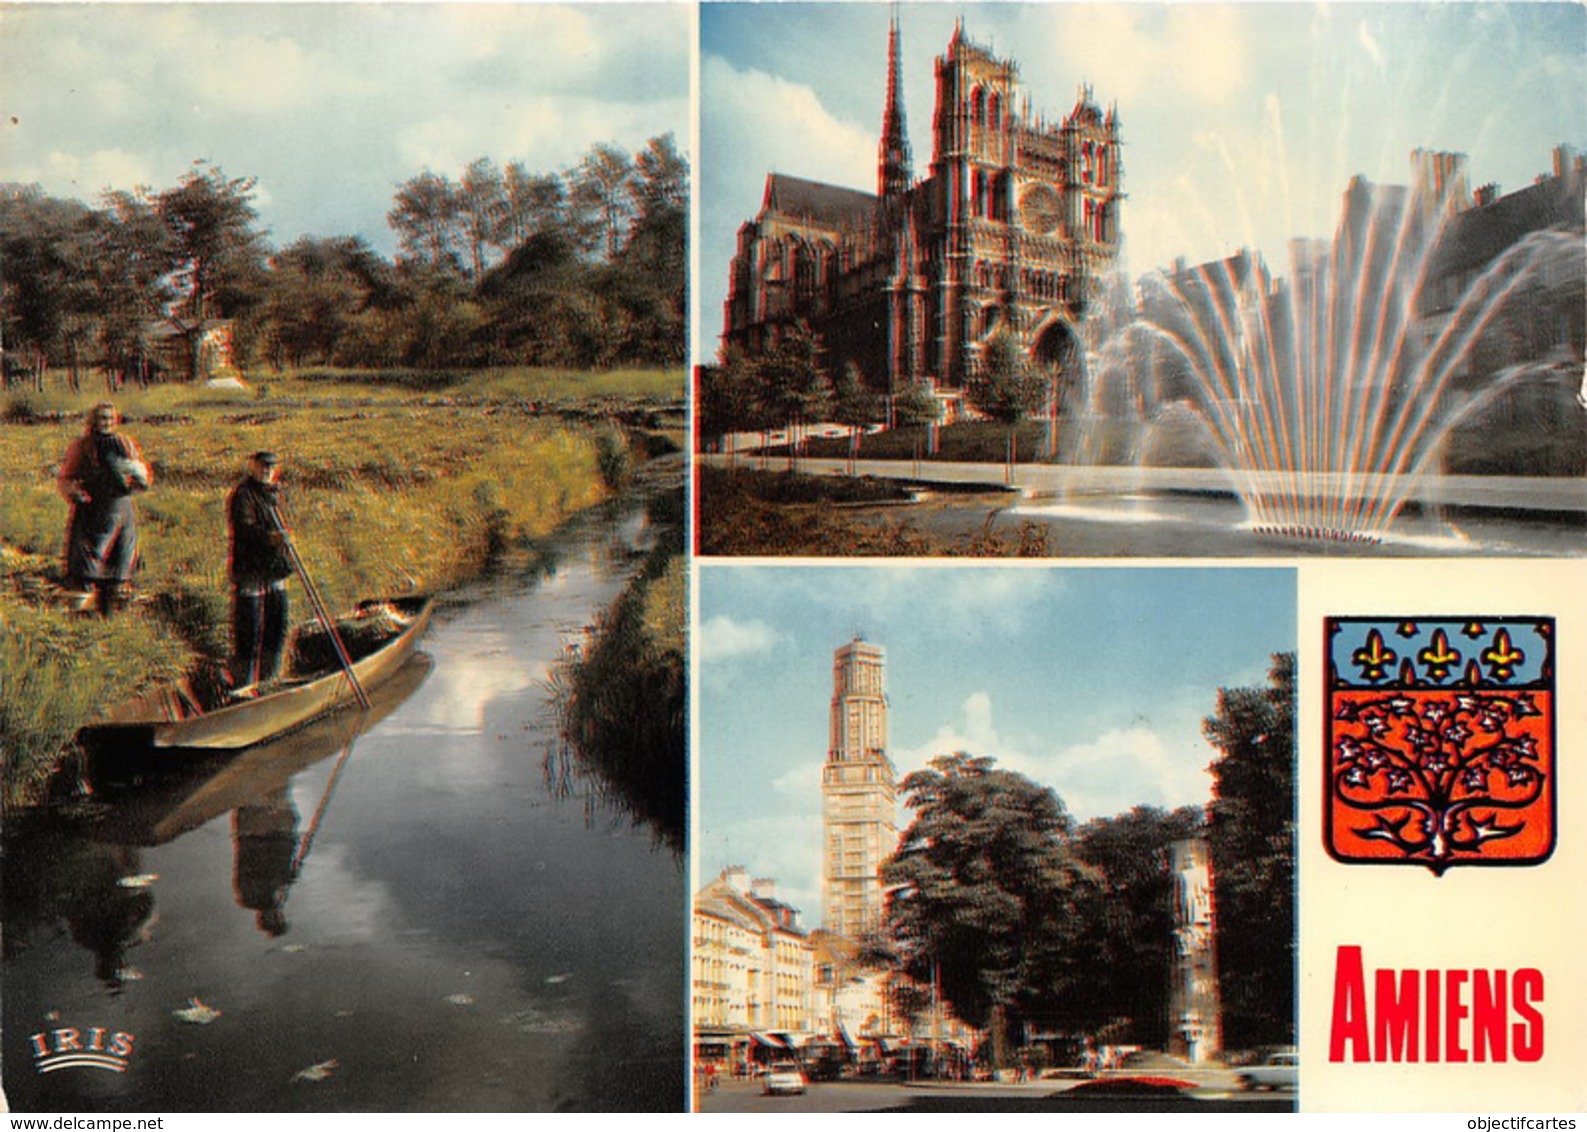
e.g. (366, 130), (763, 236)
(0, 134), (686, 385)
(698, 321), (1064, 469)
(876, 653), (1296, 1062)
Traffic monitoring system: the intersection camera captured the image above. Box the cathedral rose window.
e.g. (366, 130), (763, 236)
(1020, 183), (1061, 235)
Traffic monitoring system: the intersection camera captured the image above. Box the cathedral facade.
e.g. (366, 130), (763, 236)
(723, 21), (1123, 401)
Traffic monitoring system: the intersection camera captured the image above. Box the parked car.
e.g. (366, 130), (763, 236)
(1238, 1051), (1299, 1091)
(762, 1062), (808, 1096)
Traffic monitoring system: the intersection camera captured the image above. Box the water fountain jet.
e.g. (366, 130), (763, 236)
(1059, 153), (1585, 549)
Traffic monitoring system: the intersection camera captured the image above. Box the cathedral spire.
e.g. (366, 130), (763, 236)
(878, 10), (912, 198)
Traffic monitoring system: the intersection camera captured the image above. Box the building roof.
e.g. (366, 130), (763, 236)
(762, 173), (877, 229)
(1430, 168), (1586, 280)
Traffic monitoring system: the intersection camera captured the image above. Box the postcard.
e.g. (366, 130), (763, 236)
(689, 0), (1585, 1117)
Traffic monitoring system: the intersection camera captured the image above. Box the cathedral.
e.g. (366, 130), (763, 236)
(723, 20), (1124, 405)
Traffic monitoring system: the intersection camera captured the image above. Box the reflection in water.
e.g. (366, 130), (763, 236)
(232, 785), (298, 938)
(1, 825), (153, 994)
(541, 493), (685, 855)
(3, 488), (685, 1112)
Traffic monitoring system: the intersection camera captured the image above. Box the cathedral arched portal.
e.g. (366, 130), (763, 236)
(1032, 318), (1085, 416)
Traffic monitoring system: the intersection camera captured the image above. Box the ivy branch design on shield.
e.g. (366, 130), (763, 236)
(1332, 690), (1547, 874)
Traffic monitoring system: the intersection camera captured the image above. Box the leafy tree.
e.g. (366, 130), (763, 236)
(969, 330), (1048, 477)
(631, 133), (688, 220)
(883, 752), (1090, 1066)
(0, 186), (100, 379)
(499, 163), (566, 249)
(457, 157), (508, 282)
(476, 229), (603, 366)
(570, 143), (636, 263)
(696, 348), (765, 461)
(389, 170), (464, 276)
(758, 321), (831, 469)
(156, 163), (268, 324)
(154, 163), (269, 377)
(258, 236), (393, 368)
(1061, 805), (1204, 1046)
(892, 379), (943, 477)
(90, 192), (176, 385)
(1204, 652), (1296, 1049)
(830, 362), (883, 473)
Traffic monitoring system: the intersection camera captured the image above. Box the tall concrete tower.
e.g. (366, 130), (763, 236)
(821, 638), (898, 940)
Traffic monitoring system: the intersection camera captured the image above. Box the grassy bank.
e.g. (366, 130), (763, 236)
(1, 366), (683, 809)
(551, 489), (685, 851)
(697, 466), (1050, 557)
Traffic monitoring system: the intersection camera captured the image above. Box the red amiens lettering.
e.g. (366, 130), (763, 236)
(1329, 946), (1545, 1063)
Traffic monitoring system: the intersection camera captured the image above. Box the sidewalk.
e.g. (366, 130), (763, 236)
(703, 453), (1587, 517)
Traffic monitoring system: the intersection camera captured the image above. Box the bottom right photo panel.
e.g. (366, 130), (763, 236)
(1299, 559), (1586, 1113)
(691, 563), (1299, 1112)
(688, 558), (1586, 1114)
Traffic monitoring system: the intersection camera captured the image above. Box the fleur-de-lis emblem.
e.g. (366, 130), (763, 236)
(1482, 629), (1525, 681)
(1417, 629), (1461, 681)
(1352, 629), (1397, 681)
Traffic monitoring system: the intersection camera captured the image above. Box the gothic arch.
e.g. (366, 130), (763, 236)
(1032, 317), (1086, 414)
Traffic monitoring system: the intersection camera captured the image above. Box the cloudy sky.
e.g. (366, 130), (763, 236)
(0, 2), (690, 256)
(699, 1), (1586, 361)
(695, 564), (1295, 925)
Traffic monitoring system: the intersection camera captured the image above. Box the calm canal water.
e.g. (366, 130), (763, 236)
(3, 492), (685, 1112)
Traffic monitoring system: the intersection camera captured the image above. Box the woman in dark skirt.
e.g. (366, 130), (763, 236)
(56, 402), (151, 615)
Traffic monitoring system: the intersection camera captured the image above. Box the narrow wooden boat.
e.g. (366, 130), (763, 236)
(82, 653), (434, 845)
(83, 597), (434, 750)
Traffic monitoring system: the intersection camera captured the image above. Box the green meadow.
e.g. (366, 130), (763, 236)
(0, 367), (683, 807)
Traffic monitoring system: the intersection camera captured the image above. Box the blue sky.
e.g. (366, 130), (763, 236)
(0, 3), (690, 256)
(695, 564), (1296, 925)
(699, 1), (1587, 361)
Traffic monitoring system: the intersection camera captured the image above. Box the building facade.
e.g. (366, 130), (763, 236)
(723, 20), (1123, 399)
(692, 867), (817, 1053)
(821, 638), (897, 940)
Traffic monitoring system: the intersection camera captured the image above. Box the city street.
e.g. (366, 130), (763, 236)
(696, 1077), (1297, 1114)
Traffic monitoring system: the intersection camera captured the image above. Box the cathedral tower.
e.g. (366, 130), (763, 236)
(878, 14), (913, 200)
(821, 638), (898, 940)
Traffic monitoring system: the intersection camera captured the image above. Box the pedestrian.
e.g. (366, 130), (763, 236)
(57, 401), (151, 615)
(227, 451), (293, 694)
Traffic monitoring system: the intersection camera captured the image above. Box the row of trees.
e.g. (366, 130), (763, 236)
(878, 653), (1296, 1059)
(698, 322), (1060, 470)
(698, 324), (944, 467)
(0, 135), (686, 382)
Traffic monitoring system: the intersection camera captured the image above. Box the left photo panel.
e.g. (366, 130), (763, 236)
(0, 2), (689, 1112)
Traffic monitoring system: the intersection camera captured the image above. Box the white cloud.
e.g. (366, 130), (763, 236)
(698, 811), (824, 924)
(1166, 6), (1251, 106)
(697, 615), (779, 662)
(1054, 5), (1249, 109)
(892, 690), (1214, 823)
(31, 148), (159, 197)
(704, 54), (874, 196)
(1026, 726), (1213, 823)
(894, 690), (1012, 777)
(770, 760), (821, 800)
